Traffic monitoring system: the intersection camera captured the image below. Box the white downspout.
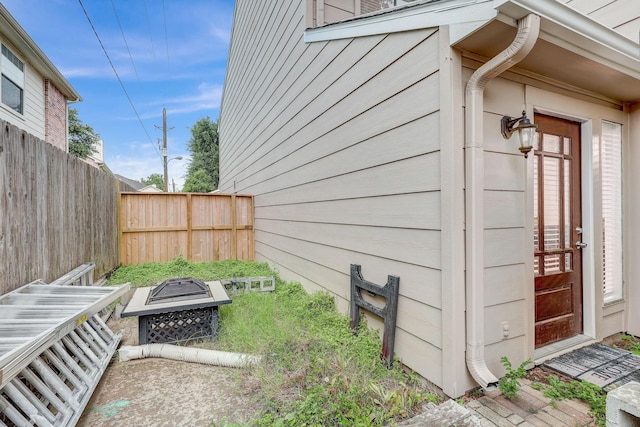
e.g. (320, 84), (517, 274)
(464, 13), (540, 388)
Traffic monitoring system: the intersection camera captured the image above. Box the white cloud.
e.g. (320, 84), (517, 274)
(151, 83), (223, 116)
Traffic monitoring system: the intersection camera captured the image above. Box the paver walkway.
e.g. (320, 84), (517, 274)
(396, 378), (595, 426)
(465, 379), (595, 426)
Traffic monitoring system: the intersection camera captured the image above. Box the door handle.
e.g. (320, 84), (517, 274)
(576, 241), (587, 249)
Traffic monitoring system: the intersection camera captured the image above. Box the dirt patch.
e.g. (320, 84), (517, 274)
(603, 333), (640, 353)
(77, 316), (265, 427)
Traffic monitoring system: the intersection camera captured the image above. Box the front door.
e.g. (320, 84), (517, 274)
(533, 114), (584, 348)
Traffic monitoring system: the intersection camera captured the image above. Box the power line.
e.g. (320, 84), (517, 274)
(143, 0), (158, 63)
(77, 0), (157, 152)
(162, 0), (171, 100)
(110, 0), (143, 89)
(143, 0), (165, 119)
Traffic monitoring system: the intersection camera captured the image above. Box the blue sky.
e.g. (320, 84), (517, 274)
(2, 0), (235, 190)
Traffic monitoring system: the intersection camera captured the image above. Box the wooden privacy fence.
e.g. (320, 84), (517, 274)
(0, 121), (120, 294)
(119, 193), (254, 265)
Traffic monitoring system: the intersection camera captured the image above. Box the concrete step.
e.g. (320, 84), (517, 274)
(395, 399), (483, 426)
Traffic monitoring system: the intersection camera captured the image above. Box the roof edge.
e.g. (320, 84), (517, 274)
(495, 0), (639, 62)
(304, 0), (497, 43)
(0, 4), (81, 102)
(304, 0), (640, 81)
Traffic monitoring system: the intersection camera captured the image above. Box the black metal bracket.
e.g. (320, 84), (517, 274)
(350, 264), (400, 368)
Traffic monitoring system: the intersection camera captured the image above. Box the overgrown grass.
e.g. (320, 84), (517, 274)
(107, 256), (281, 288)
(108, 258), (438, 426)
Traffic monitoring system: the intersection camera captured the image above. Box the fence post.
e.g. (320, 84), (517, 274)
(186, 194), (193, 261)
(118, 192), (123, 265)
(231, 194), (237, 261)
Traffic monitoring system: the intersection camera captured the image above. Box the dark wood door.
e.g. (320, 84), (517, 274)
(533, 114), (583, 348)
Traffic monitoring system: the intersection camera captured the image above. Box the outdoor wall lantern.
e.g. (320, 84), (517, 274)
(501, 110), (538, 158)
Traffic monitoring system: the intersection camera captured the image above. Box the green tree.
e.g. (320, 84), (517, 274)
(141, 173), (164, 191)
(183, 169), (214, 193)
(68, 107), (99, 158)
(183, 117), (218, 192)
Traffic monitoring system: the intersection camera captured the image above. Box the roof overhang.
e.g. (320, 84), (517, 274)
(305, 0), (640, 103)
(0, 4), (81, 102)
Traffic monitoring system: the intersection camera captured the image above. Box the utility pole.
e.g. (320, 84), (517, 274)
(162, 108), (168, 192)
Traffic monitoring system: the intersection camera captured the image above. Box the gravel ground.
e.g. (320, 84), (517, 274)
(76, 316), (263, 427)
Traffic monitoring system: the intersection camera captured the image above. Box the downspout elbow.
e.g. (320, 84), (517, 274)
(464, 14), (540, 389)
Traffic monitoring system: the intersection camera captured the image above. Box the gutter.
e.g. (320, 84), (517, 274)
(464, 13), (539, 388)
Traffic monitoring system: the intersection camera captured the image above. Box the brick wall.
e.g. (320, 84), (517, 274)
(44, 79), (67, 151)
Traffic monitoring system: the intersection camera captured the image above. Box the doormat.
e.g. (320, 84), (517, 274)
(543, 343), (640, 390)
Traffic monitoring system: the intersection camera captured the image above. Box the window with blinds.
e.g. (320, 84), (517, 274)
(601, 120), (623, 304)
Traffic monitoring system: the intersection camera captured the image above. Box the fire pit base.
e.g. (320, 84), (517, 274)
(139, 306), (218, 344)
(122, 280), (231, 345)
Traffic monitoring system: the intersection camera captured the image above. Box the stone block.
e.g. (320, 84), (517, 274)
(606, 381), (640, 427)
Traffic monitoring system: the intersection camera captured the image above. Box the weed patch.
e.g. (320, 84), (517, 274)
(616, 334), (640, 355)
(108, 259), (437, 426)
(498, 357), (531, 399)
(530, 376), (606, 426)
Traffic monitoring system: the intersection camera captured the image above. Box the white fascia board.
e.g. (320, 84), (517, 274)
(495, 0), (640, 79)
(304, 0), (497, 43)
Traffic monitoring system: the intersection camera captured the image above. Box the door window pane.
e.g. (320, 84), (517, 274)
(543, 157), (561, 251)
(564, 160), (571, 248)
(544, 134), (561, 153)
(534, 155), (539, 251)
(544, 254), (561, 274)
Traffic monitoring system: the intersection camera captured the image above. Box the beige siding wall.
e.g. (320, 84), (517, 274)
(0, 39), (46, 140)
(560, 0), (640, 41)
(220, 0), (446, 388)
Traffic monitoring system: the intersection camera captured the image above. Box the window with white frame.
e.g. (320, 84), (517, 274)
(601, 120), (623, 304)
(1, 44), (24, 114)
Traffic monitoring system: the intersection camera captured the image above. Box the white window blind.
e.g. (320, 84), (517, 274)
(601, 120), (623, 304)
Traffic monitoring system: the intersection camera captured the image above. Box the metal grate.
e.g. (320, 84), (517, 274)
(140, 307), (218, 344)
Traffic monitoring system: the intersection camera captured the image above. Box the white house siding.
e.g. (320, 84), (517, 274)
(219, 0), (447, 388)
(560, 0), (640, 41)
(0, 38), (45, 140)
(323, 0), (356, 24)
